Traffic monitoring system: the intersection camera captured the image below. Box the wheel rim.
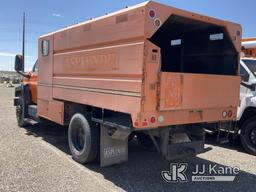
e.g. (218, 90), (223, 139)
(72, 122), (86, 152)
(250, 127), (256, 145)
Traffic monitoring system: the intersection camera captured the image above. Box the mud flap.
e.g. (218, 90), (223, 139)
(100, 125), (128, 167)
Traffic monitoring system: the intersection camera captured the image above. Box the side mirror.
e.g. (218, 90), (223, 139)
(15, 54), (24, 72)
(241, 73), (250, 82)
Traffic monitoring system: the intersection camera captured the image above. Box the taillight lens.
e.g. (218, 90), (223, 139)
(142, 121), (148, 127)
(228, 110), (233, 118)
(149, 9), (156, 19)
(150, 116), (156, 124)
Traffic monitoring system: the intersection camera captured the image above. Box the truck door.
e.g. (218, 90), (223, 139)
(238, 61), (254, 119)
(240, 63), (250, 98)
(29, 60), (38, 104)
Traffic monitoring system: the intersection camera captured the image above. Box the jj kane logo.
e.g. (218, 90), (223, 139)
(162, 163), (188, 183)
(162, 163), (240, 182)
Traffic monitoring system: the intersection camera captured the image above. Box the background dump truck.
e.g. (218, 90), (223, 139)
(14, 1), (241, 166)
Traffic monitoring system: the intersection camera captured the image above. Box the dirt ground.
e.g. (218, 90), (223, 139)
(0, 87), (255, 192)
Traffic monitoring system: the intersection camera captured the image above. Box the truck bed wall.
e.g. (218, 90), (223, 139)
(37, 1), (241, 128)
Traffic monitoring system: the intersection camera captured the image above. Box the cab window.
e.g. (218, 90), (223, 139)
(32, 60), (38, 72)
(240, 65), (249, 82)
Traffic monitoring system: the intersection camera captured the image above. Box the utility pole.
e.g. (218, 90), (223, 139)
(22, 12), (25, 72)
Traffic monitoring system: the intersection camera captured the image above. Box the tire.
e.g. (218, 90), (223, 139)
(68, 113), (99, 164)
(240, 118), (256, 155)
(136, 132), (154, 149)
(16, 100), (28, 127)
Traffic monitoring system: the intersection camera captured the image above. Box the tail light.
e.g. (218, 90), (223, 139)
(228, 110), (233, 118)
(150, 116), (156, 124)
(142, 119), (148, 127)
(148, 9), (156, 19)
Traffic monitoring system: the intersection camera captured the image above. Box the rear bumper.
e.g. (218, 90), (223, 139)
(133, 107), (237, 129)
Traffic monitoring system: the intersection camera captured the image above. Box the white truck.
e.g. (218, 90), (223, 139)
(237, 58), (256, 154)
(208, 57), (256, 155)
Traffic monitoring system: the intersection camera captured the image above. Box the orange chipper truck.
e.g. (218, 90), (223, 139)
(14, 1), (241, 166)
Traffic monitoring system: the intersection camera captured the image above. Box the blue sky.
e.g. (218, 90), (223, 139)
(0, 0), (256, 71)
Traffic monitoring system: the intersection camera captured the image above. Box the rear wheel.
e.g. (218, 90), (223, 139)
(240, 118), (256, 155)
(68, 113), (99, 164)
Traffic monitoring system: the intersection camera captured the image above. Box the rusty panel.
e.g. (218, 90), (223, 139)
(141, 41), (161, 112)
(53, 87), (141, 114)
(159, 73), (182, 110)
(159, 73), (240, 111)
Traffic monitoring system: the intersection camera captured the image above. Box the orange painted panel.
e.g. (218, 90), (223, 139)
(23, 72), (38, 104)
(145, 1), (241, 52)
(38, 36), (54, 84)
(53, 4), (146, 52)
(53, 77), (142, 94)
(139, 107), (237, 129)
(38, 99), (64, 125)
(38, 85), (52, 101)
(53, 87), (141, 114)
(36, 1), (242, 128)
(160, 73), (240, 111)
(53, 42), (144, 77)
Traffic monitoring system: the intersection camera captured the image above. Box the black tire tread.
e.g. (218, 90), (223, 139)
(68, 113), (99, 164)
(240, 117), (256, 155)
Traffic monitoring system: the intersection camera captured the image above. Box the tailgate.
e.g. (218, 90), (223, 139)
(159, 72), (240, 111)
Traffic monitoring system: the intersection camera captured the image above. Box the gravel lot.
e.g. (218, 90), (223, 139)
(0, 86), (255, 192)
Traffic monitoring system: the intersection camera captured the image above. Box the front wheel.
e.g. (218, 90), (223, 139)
(16, 102), (27, 127)
(240, 118), (256, 155)
(68, 113), (99, 164)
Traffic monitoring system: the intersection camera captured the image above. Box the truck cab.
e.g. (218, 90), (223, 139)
(14, 59), (38, 126)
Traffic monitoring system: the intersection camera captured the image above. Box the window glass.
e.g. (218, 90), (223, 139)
(42, 40), (49, 56)
(242, 59), (256, 74)
(32, 60), (38, 72)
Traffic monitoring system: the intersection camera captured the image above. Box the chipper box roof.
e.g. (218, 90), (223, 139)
(14, 1), (241, 166)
